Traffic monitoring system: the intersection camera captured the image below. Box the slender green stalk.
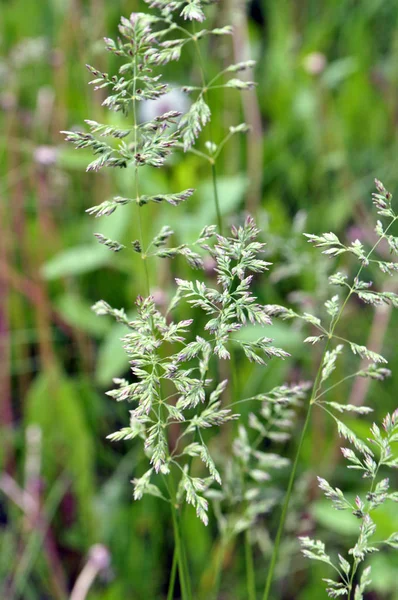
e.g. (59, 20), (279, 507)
(181, 534), (193, 600)
(167, 475), (193, 600)
(245, 530), (256, 600)
(347, 559), (360, 599)
(170, 502), (189, 600)
(211, 161), (223, 235)
(262, 301), (346, 599)
(191, 25), (223, 234)
(210, 538), (227, 600)
(132, 45), (191, 600)
(262, 402), (313, 600)
(137, 206), (151, 297)
(132, 50), (151, 298)
(167, 547), (178, 600)
(263, 213), (398, 599)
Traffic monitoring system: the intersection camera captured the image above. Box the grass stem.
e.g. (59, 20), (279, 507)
(167, 547), (178, 600)
(210, 538), (226, 600)
(192, 25), (223, 235)
(262, 402), (313, 600)
(263, 214), (398, 599)
(166, 473), (192, 600)
(245, 530), (256, 600)
(211, 161), (223, 235)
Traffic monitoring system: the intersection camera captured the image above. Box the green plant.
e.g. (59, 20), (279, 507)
(61, 0), (398, 597)
(300, 409), (398, 599)
(61, 2), (265, 597)
(262, 179), (398, 599)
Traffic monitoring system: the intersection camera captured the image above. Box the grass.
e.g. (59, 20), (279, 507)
(1, 1), (398, 599)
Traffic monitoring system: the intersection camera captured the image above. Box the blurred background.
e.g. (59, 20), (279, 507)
(1, 0), (398, 598)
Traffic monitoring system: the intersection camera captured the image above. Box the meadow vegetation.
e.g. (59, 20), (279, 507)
(1, 1), (398, 599)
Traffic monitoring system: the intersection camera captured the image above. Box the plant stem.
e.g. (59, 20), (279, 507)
(263, 214), (398, 599)
(170, 502), (187, 600)
(211, 161), (223, 235)
(137, 206), (151, 297)
(262, 402), (313, 600)
(170, 500), (192, 600)
(166, 474), (192, 600)
(210, 538), (227, 600)
(191, 25), (223, 235)
(132, 42), (189, 600)
(245, 530), (256, 600)
(132, 44), (150, 298)
(347, 560), (359, 600)
(167, 546), (178, 600)
(262, 313), (335, 600)
(263, 329), (334, 600)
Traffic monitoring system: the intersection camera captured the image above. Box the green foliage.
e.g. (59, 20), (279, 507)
(301, 410), (398, 598)
(25, 370), (96, 541)
(100, 218), (290, 525)
(3, 0), (398, 599)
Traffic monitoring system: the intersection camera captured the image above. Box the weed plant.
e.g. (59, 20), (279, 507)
(61, 2), (398, 599)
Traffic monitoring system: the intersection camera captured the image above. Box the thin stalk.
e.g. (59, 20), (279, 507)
(170, 502), (188, 600)
(132, 47), (150, 298)
(262, 402), (313, 600)
(347, 453), (382, 599)
(262, 305), (346, 599)
(211, 161), (223, 235)
(170, 500), (192, 600)
(192, 25), (223, 234)
(166, 475), (193, 600)
(137, 206), (151, 297)
(263, 214), (398, 599)
(167, 547), (178, 600)
(132, 43), (191, 599)
(347, 560), (359, 600)
(210, 538), (227, 600)
(244, 530), (256, 600)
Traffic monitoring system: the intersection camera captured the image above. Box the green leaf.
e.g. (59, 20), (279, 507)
(56, 293), (111, 337)
(322, 57), (358, 88)
(313, 500), (359, 536)
(42, 244), (110, 279)
(25, 370), (96, 541)
(95, 321), (132, 385)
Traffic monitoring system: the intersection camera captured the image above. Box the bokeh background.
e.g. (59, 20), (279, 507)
(1, 0), (398, 598)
